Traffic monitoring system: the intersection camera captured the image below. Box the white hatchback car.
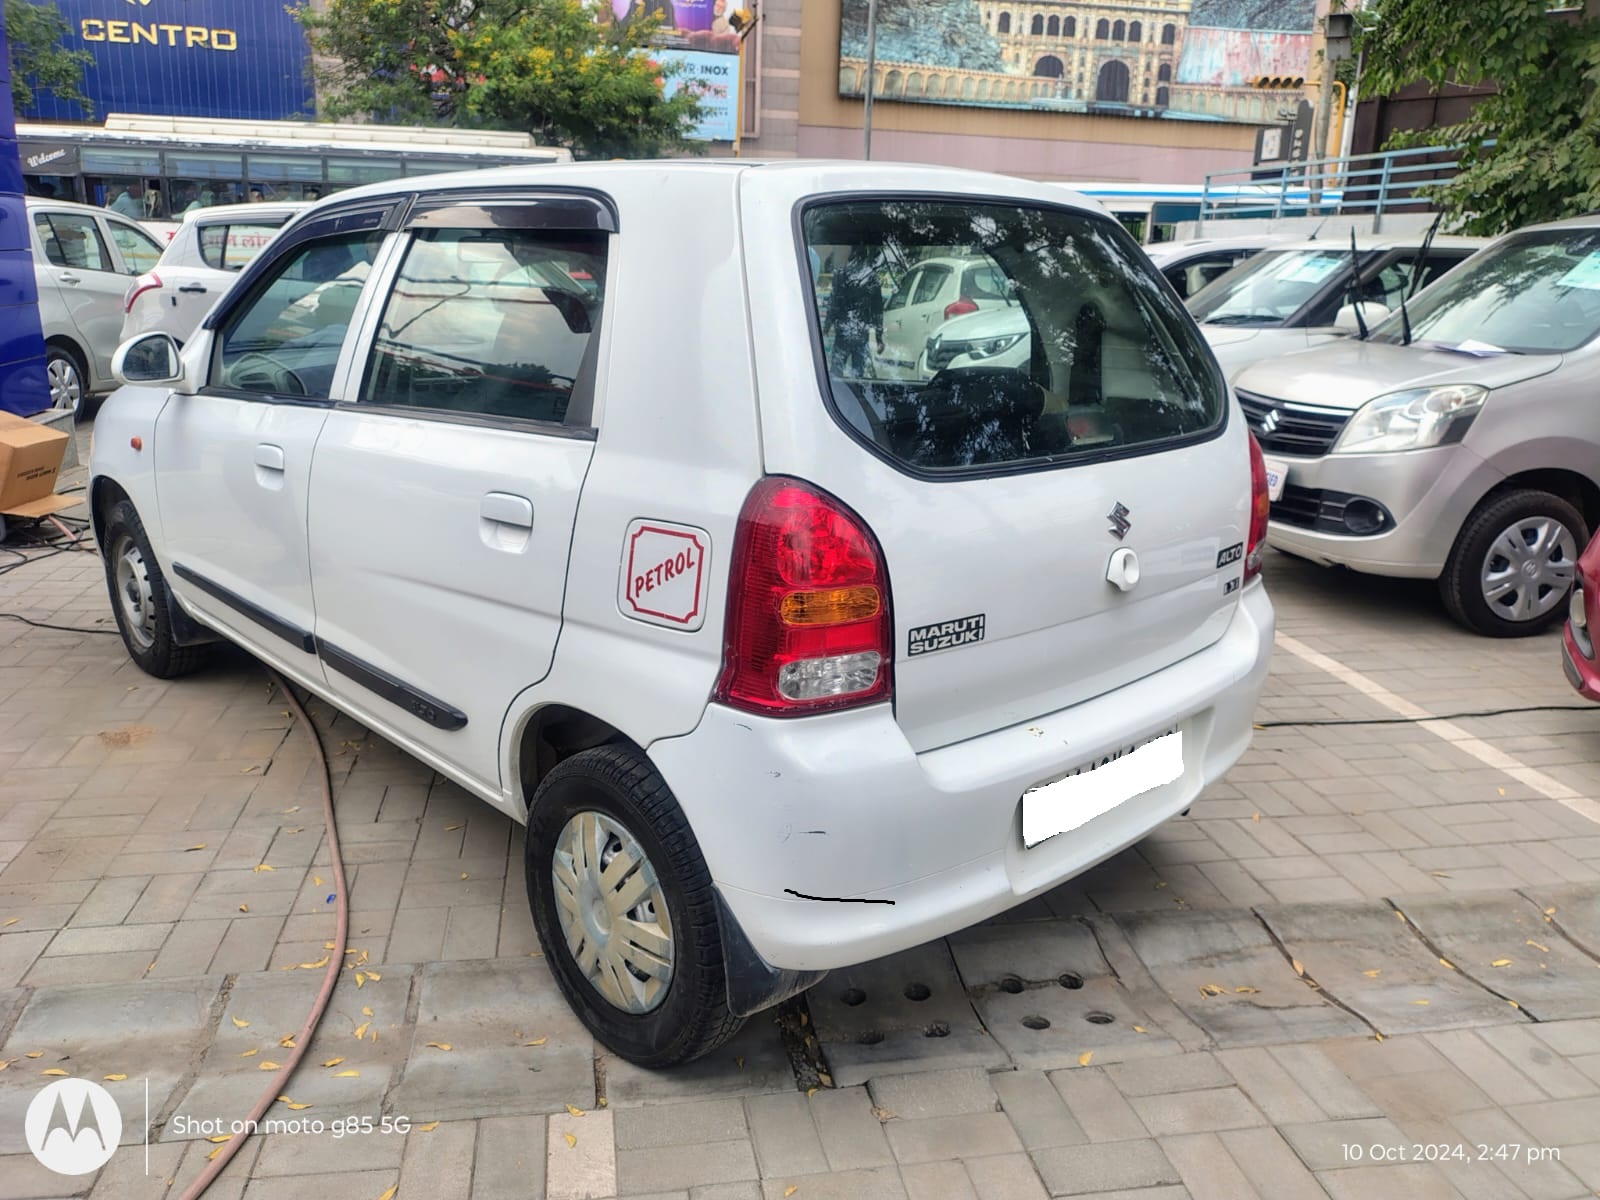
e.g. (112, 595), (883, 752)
(93, 161), (1274, 1066)
(122, 202), (308, 345)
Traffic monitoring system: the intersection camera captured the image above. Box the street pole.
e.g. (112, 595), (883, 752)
(862, 0), (879, 160)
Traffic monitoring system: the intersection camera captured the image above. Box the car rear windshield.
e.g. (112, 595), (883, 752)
(802, 199), (1224, 473)
(1368, 227), (1600, 355)
(1187, 247), (1361, 326)
(199, 222), (286, 271)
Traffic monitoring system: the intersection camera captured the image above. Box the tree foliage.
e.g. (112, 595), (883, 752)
(296, 0), (706, 160)
(1359, 0), (1600, 235)
(5, 0), (92, 117)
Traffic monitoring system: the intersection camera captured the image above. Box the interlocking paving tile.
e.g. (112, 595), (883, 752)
(805, 942), (1004, 1087)
(1526, 884), (1600, 962)
(1116, 909), (1367, 1045)
(1258, 900), (1528, 1034)
(1393, 892), (1600, 1021)
(604, 1016), (793, 1107)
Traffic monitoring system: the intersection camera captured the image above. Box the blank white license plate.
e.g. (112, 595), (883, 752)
(1263, 456), (1288, 502)
(1022, 731), (1184, 849)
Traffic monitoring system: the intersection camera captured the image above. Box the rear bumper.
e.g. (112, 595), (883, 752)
(1562, 628), (1600, 701)
(649, 581), (1274, 974)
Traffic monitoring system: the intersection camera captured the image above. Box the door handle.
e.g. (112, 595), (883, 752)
(254, 444), (286, 472)
(177, 283), (208, 294)
(480, 492), (533, 529)
(57, 272), (80, 285)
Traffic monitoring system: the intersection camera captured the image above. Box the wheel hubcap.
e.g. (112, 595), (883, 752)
(1479, 516), (1577, 623)
(552, 811), (674, 1014)
(112, 535), (157, 650)
(48, 358), (83, 413)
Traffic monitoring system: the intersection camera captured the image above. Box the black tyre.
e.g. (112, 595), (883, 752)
(525, 745), (743, 1067)
(101, 499), (210, 678)
(1440, 489), (1587, 637)
(46, 343), (88, 419)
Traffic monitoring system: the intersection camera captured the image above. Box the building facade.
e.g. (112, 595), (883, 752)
(984, 0), (1190, 110)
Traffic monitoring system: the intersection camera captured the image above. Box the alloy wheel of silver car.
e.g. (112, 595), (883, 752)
(48, 354), (84, 414)
(552, 810), (675, 1014)
(111, 533), (159, 651)
(1479, 515), (1578, 623)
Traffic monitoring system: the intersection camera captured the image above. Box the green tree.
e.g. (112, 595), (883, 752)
(5, 0), (92, 117)
(296, 0), (706, 160)
(1359, 0), (1600, 235)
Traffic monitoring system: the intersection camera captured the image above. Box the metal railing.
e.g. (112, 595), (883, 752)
(1199, 144), (1466, 230)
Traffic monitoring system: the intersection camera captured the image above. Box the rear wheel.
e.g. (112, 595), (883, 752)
(1440, 489), (1586, 637)
(525, 745), (743, 1067)
(46, 344), (87, 418)
(101, 499), (210, 678)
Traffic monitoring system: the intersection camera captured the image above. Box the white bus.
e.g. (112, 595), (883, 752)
(20, 113), (571, 219)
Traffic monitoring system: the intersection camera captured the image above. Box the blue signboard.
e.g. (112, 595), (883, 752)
(21, 0), (314, 122)
(1, 18), (51, 415)
(660, 49), (741, 142)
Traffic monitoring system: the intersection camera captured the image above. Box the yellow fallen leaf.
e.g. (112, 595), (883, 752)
(1497, 788), (1505, 796)
(460, 873), (469, 880)
(786, 1188), (799, 1198)
(1545, 906), (1557, 916)
(529, 951), (544, 959)
(1411, 999), (1430, 1006)
(299, 956), (330, 970)
(1527, 940), (1550, 952)
(1132, 1025), (1147, 1034)
(206, 1135), (231, 1144)
(240, 1049), (258, 1058)
(1508, 999), (1521, 1009)
(279, 1035), (297, 1048)
(362, 1006), (374, 1017)
(1491, 959), (1512, 968)
(1439, 958), (1456, 970)
(313, 876), (324, 886)
(231, 1016), (250, 1029)
(285, 828), (303, 835)
(186, 844), (207, 852)
(427, 1042), (452, 1052)
(281, 1100), (312, 1111)
(1430, 871), (1451, 878)
(2, 918), (16, 927)
(238, 905), (249, 913)
(333, 1070), (359, 1078)
(563, 1132), (577, 1149)
(323, 1057), (345, 1068)
(1395, 910), (1407, 922)
(1291, 959), (1304, 977)
(565, 1103), (584, 1117)
(417, 1121), (439, 1132)
(1251, 812), (1259, 822)
(365, 971), (381, 981)
(207, 1145), (225, 1161)
(378, 1188), (397, 1200)
(252, 863), (273, 873)
(25, 1052), (44, 1059)
(0, 1060), (12, 1072)
(525, 1038), (547, 1047)
(353, 1023), (370, 1040)
(1077, 1051), (1093, 1067)
(324, 942), (336, 951)
(806, 1087), (818, 1098)
(259, 1061), (280, 1071)
(1362, 969), (1382, 978)
(1234, 986), (1260, 995)
(445, 824), (462, 831)
(41, 1068), (68, 1076)
(370, 1030), (378, 1043)
(355, 973), (366, 988)
(1198, 983), (1224, 997)
(1374, 1031), (1385, 1042)
(104, 1073), (127, 1081)
(283, 806), (300, 814)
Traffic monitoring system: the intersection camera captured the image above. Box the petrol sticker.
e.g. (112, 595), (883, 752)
(1216, 542), (1244, 569)
(908, 614), (986, 657)
(619, 520), (711, 631)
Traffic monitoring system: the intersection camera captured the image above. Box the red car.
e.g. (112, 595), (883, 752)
(1563, 528), (1600, 700)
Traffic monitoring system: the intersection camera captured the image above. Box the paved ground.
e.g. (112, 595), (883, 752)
(1, 425), (1598, 1199)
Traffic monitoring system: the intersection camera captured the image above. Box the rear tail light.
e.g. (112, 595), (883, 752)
(715, 476), (893, 715)
(943, 296), (978, 320)
(123, 272), (162, 314)
(1245, 433), (1270, 582)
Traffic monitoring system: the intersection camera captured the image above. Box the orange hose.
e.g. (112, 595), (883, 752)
(179, 670), (349, 1199)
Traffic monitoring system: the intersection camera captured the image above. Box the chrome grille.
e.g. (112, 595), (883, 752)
(1237, 390), (1351, 458)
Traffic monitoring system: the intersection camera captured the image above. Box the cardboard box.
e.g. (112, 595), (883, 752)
(0, 411), (69, 512)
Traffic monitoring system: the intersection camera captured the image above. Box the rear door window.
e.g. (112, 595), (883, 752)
(360, 227), (606, 425)
(106, 220), (163, 274)
(199, 222), (289, 271)
(804, 199), (1224, 473)
(33, 212), (112, 272)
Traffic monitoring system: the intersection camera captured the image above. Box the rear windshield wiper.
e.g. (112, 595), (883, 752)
(1204, 313), (1282, 326)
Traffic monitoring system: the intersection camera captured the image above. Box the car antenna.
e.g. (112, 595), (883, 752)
(1347, 228), (1370, 340)
(1307, 217), (1328, 241)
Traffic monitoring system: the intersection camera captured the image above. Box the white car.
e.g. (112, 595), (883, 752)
(93, 161), (1273, 1066)
(27, 197), (166, 414)
(1145, 234), (1284, 300)
(1186, 233), (1486, 382)
(872, 254), (1013, 377)
(122, 203), (309, 345)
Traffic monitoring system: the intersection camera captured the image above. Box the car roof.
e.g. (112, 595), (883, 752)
(313, 158), (1115, 219)
(181, 202), (310, 226)
(24, 196), (125, 219)
(1256, 233), (1488, 253)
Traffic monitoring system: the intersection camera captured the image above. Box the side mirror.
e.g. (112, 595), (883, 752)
(1334, 301), (1390, 333)
(113, 333), (184, 387)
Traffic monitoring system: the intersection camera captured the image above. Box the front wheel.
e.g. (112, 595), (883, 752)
(101, 499), (210, 677)
(46, 345), (87, 418)
(1440, 489), (1587, 637)
(525, 745), (743, 1067)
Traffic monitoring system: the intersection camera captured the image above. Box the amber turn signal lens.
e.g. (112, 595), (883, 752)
(780, 586), (880, 626)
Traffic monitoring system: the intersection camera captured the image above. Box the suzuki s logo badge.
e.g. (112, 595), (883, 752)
(1107, 501), (1132, 540)
(1261, 409), (1282, 435)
